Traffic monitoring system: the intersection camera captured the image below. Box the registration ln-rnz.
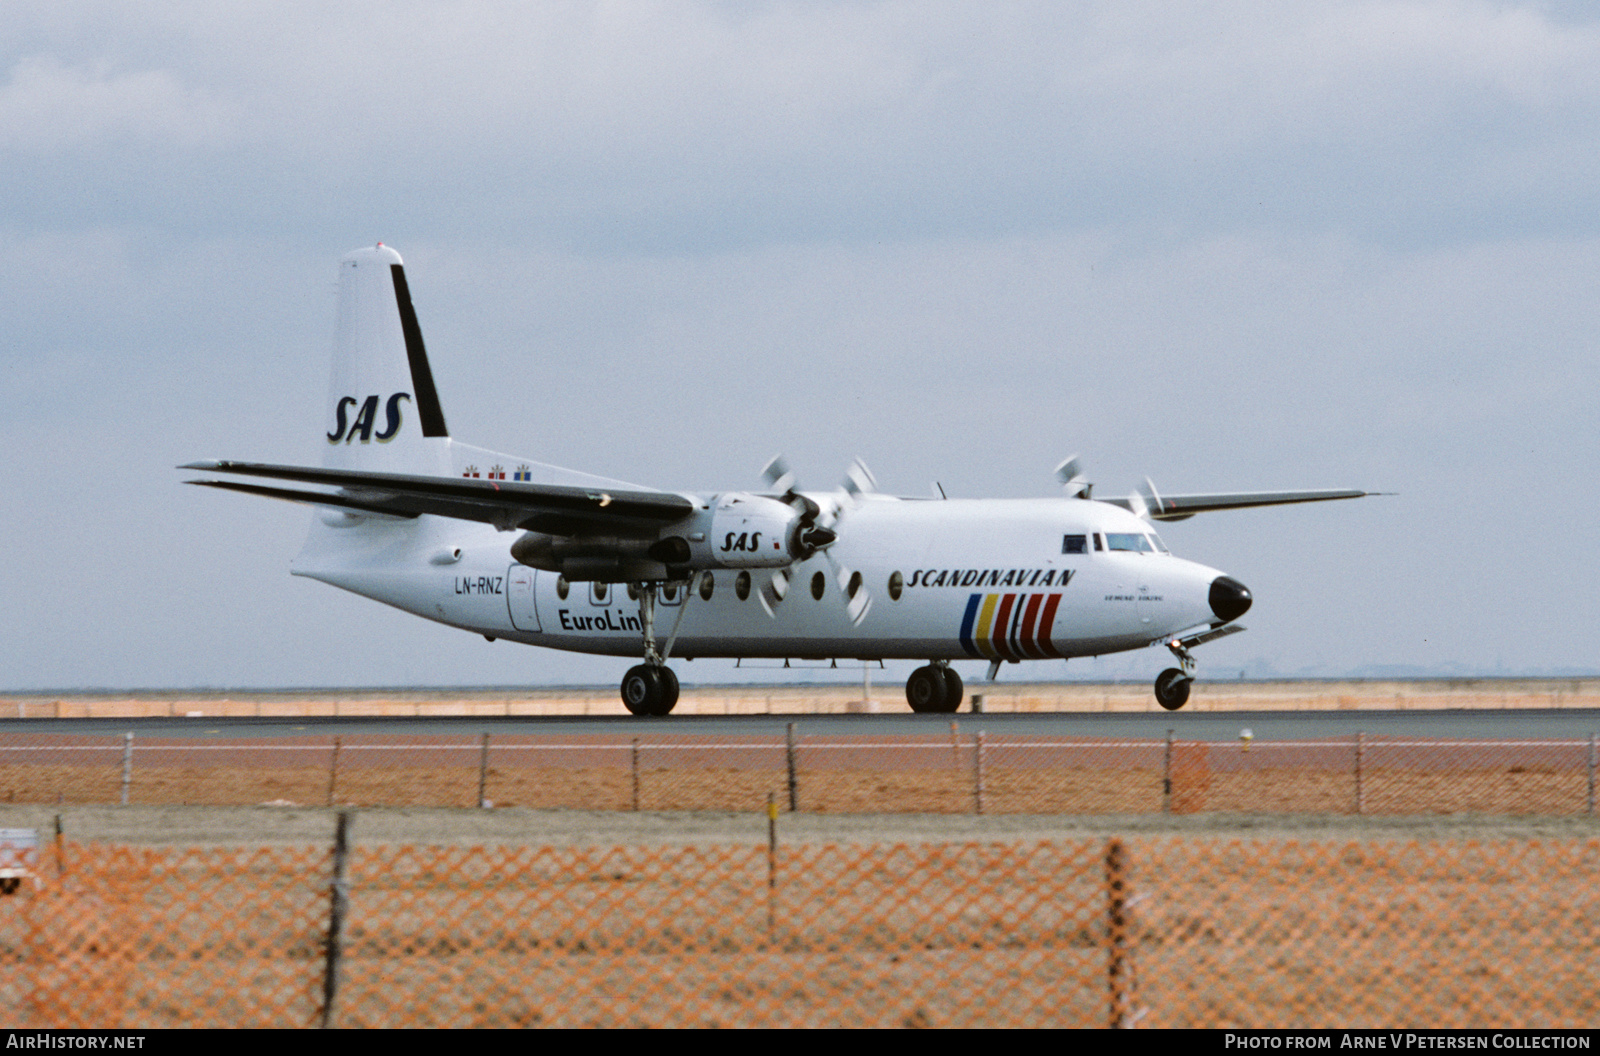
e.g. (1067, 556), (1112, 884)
(185, 245), (1374, 715)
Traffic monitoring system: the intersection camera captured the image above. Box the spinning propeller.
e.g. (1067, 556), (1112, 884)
(1057, 455), (1192, 522)
(758, 455), (875, 625)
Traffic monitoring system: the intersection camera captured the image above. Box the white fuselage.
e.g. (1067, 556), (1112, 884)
(292, 493), (1229, 664)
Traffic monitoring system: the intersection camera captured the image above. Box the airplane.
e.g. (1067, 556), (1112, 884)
(183, 244), (1375, 716)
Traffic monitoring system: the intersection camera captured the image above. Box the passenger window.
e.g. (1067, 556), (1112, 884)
(810, 570), (826, 600)
(736, 571), (751, 601)
(556, 575), (570, 600)
(699, 573), (715, 601)
(888, 571), (903, 601)
(590, 581), (609, 604)
(1063, 534), (1087, 554)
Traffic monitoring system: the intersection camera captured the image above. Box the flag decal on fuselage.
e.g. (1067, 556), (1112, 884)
(960, 593), (1065, 661)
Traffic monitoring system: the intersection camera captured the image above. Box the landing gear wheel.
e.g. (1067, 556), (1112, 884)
(657, 666), (680, 715)
(622, 665), (678, 716)
(940, 667), (964, 712)
(1154, 668), (1192, 711)
(906, 665), (952, 714)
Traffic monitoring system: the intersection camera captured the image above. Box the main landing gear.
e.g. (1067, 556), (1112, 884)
(619, 581), (685, 716)
(1154, 637), (1196, 711)
(905, 662), (964, 714)
(622, 663), (679, 717)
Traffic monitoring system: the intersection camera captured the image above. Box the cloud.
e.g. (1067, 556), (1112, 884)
(6, 2), (1600, 249)
(0, 55), (234, 154)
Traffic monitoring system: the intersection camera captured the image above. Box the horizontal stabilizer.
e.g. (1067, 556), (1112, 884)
(187, 479), (418, 518)
(183, 460), (694, 536)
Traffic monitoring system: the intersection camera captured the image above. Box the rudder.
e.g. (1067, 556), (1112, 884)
(323, 244), (450, 474)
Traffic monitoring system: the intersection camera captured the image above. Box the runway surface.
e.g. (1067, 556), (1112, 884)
(2, 708), (1596, 740)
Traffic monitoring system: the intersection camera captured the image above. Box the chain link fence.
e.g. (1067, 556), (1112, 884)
(1, 731), (1597, 815)
(5, 831), (1597, 1027)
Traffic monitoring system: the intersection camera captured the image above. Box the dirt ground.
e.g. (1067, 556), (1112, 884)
(7, 816), (1597, 1028)
(2, 801), (1596, 847)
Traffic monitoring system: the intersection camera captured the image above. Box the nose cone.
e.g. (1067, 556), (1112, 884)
(1209, 576), (1253, 622)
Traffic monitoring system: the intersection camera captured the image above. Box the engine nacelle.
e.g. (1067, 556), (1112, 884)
(705, 493), (805, 569)
(509, 532), (674, 582)
(509, 492), (809, 582)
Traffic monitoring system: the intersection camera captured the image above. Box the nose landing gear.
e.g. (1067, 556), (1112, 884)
(1154, 636), (1196, 711)
(1154, 667), (1192, 711)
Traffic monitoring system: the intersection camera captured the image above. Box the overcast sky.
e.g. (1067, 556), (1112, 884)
(3, 1), (1597, 691)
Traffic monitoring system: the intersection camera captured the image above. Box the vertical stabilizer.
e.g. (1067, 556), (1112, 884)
(323, 245), (451, 474)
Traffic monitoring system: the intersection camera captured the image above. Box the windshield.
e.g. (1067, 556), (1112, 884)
(1104, 533), (1153, 553)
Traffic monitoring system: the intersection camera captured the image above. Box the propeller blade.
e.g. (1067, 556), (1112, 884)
(758, 568), (789, 619)
(761, 454), (796, 496)
(833, 562), (871, 625)
(1140, 476), (1165, 518)
(1055, 455), (1091, 499)
(1128, 488), (1149, 521)
(842, 458), (877, 500)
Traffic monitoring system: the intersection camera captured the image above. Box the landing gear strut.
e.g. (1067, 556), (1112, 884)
(906, 662), (964, 714)
(618, 581), (684, 716)
(1154, 637), (1196, 711)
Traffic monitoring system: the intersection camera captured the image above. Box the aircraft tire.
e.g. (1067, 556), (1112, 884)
(906, 665), (950, 713)
(1154, 668), (1192, 711)
(940, 667), (965, 712)
(622, 665), (667, 716)
(656, 666), (680, 715)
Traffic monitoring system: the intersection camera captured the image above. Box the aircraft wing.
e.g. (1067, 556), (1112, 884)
(181, 460), (695, 536)
(1103, 488), (1374, 521)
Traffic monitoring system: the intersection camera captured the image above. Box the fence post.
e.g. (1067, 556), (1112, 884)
(767, 792), (778, 940)
(1355, 731), (1365, 815)
(1588, 733), (1596, 817)
(321, 810), (351, 1030)
(326, 737), (341, 808)
(786, 722), (799, 812)
(973, 732), (985, 815)
(1162, 730), (1174, 814)
(119, 732), (133, 806)
(1105, 838), (1131, 1029)
(631, 738), (641, 812)
(476, 733), (491, 808)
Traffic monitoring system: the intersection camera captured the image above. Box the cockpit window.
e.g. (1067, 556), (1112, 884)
(1062, 534), (1087, 554)
(1149, 532), (1169, 553)
(1105, 533), (1154, 553)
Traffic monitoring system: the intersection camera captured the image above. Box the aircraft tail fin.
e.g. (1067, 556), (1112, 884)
(318, 244), (644, 491)
(323, 245), (451, 474)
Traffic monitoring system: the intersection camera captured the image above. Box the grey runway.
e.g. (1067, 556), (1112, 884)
(1, 708), (1597, 740)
